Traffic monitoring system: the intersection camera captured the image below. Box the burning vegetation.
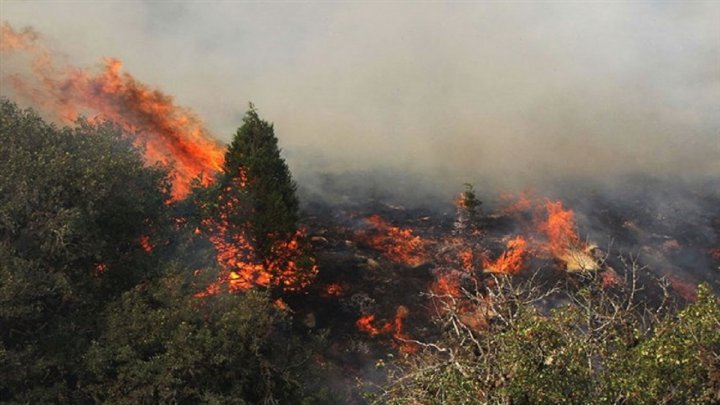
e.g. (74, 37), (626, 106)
(1, 21), (719, 404)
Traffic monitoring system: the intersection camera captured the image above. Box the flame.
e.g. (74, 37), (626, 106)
(483, 235), (528, 274)
(355, 306), (417, 353)
(139, 235), (154, 253)
(498, 190), (534, 216)
(323, 283), (345, 297)
(430, 271), (463, 298)
(363, 214), (429, 267)
(538, 200), (581, 256)
(356, 314), (382, 336)
(3, 23), (317, 296)
(195, 177), (318, 295)
(1, 23), (225, 200)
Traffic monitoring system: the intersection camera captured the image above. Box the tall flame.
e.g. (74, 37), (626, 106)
(1, 22), (225, 200)
(538, 200), (581, 257)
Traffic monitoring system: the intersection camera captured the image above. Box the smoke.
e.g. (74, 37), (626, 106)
(1, 2), (718, 198)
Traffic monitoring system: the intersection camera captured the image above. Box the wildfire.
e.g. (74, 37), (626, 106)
(356, 306), (417, 353)
(497, 190), (534, 216)
(139, 235), (154, 253)
(1, 23), (225, 200)
(195, 176), (318, 295)
(323, 283), (346, 297)
(363, 214), (429, 267)
(483, 235), (528, 274)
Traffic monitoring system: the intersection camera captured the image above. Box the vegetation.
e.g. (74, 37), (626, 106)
(375, 271), (720, 404)
(1, 99), (718, 403)
(220, 104), (299, 261)
(0, 100), (327, 403)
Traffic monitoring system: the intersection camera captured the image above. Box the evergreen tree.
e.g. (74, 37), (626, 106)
(222, 104), (299, 260)
(454, 183), (483, 234)
(201, 104), (316, 292)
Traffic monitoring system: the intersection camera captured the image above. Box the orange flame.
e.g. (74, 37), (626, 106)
(363, 215), (428, 267)
(538, 200), (582, 257)
(355, 306), (417, 353)
(1, 23), (225, 200)
(483, 235), (528, 274)
(196, 177), (318, 295)
(498, 190), (534, 216)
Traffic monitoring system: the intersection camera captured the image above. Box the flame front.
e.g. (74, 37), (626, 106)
(1, 23), (225, 200)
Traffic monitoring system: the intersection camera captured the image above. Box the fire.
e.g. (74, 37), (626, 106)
(483, 235), (528, 274)
(356, 314), (382, 336)
(195, 176), (318, 296)
(536, 200), (598, 271)
(1, 23), (225, 200)
(323, 283), (345, 297)
(355, 306), (417, 353)
(363, 214), (429, 267)
(498, 190), (534, 216)
(538, 200), (581, 257)
(93, 263), (108, 275)
(139, 235), (154, 253)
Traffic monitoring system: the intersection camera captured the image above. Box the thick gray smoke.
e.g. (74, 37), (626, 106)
(1, 2), (718, 199)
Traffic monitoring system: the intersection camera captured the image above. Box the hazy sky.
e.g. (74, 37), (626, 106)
(1, 1), (718, 192)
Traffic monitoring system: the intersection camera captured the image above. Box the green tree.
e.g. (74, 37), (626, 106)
(454, 183), (482, 234)
(197, 104), (316, 292)
(222, 104), (299, 260)
(377, 270), (719, 404)
(0, 99), (171, 402)
(83, 257), (332, 404)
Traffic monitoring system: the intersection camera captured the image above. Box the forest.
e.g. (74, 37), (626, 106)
(1, 98), (718, 404)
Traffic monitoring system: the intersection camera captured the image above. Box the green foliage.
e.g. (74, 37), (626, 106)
(603, 284), (720, 403)
(379, 274), (720, 404)
(0, 99), (330, 403)
(83, 262), (328, 404)
(0, 99), (171, 401)
(221, 104), (299, 261)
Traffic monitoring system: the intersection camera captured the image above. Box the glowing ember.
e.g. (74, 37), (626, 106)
(1, 23), (225, 200)
(483, 235), (528, 274)
(139, 235), (154, 253)
(93, 263), (108, 275)
(363, 214), (429, 267)
(323, 283), (345, 297)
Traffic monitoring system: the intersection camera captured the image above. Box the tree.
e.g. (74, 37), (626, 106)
(222, 104), (299, 260)
(83, 259), (332, 404)
(453, 183), (482, 234)
(198, 104), (316, 292)
(0, 99), (172, 402)
(376, 268), (720, 404)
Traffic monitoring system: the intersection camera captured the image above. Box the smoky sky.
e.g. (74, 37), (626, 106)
(1, 1), (718, 194)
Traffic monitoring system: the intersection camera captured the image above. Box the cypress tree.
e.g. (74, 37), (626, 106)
(220, 104), (300, 266)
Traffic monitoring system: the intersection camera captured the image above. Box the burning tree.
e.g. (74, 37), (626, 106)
(198, 105), (316, 292)
(454, 183), (483, 234)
